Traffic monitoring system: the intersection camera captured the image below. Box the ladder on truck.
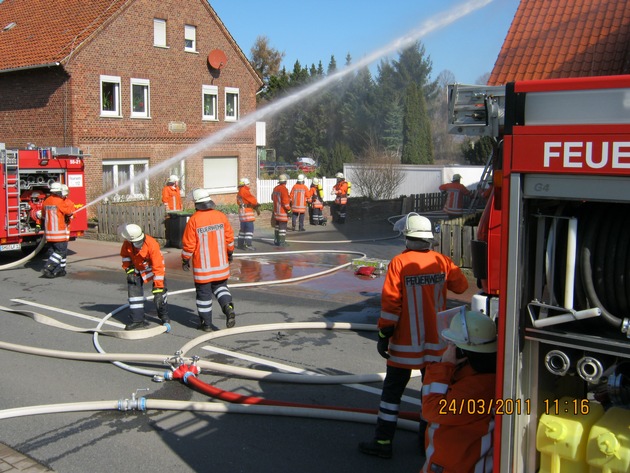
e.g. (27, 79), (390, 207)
(2, 148), (21, 237)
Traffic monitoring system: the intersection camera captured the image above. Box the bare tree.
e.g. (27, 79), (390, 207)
(352, 145), (405, 200)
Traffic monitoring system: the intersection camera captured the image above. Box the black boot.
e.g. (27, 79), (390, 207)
(222, 303), (236, 328)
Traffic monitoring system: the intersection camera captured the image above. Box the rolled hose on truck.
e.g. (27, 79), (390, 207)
(0, 236), (46, 270)
(546, 202), (630, 332)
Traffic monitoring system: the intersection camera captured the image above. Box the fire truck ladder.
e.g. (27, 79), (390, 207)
(467, 149), (494, 212)
(2, 149), (22, 237)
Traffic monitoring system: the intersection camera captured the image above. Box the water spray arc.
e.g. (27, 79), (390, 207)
(80, 0), (493, 212)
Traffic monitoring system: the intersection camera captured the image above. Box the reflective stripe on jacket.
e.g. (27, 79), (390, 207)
(181, 209), (234, 284)
(272, 183), (291, 222)
(290, 183), (309, 213)
(378, 249), (468, 370)
(439, 182), (471, 216)
(42, 194), (74, 242)
(237, 185), (258, 222)
(333, 180), (348, 205)
(422, 362), (495, 473)
(162, 185), (182, 211)
(120, 235), (166, 288)
(308, 184), (324, 209)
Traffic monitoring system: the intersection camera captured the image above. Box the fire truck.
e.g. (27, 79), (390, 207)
(449, 75), (630, 472)
(0, 143), (87, 253)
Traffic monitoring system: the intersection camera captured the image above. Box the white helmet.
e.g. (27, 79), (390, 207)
(30, 191), (43, 202)
(312, 177), (320, 185)
(402, 212), (434, 239)
(168, 174), (180, 183)
(238, 177), (250, 187)
(452, 174), (462, 182)
(441, 310), (497, 353)
(49, 182), (64, 194)
(335, 172), (344, 179)
(192, 188), (212, 203)
(278, 174), (289, 183)
(61, 184), (69, 197)
(297, 174), (305, 183)
(120, 223), (145, 243)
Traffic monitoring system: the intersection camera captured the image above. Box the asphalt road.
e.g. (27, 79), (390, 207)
(0, 218), (473, 473)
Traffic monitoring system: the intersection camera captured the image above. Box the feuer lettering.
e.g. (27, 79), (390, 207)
(197, 223), (223, 234)
(405, 273), (446, 286)
(544, 141), (630, 169)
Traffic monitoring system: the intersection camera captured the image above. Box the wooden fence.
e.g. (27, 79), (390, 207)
(96, 203), (167, 241)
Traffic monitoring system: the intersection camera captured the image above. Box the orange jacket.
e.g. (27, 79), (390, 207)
(181, 208), (234, 284)
(120, 234), (166, 288)
(439, 182), (471, 216)
(422, 362), (495, 473)
(307, 184), (324, 209)
(290, 183), (309, 213)
(237, 185), (258, 222)
(42, 194), (75, 242)
(378, 249), (468, 369)
(162, 184), (182, 211)
(333, 180), (349, 205)
(272, 183), (291, 222)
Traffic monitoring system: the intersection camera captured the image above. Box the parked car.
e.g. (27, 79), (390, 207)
(296, 157), (317, 172)
(259, 162), (298, 174)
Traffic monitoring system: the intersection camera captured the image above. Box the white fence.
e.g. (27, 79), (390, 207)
(255, 165), (486, 204)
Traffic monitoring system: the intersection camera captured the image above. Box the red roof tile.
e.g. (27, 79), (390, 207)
(489, 0), (630, 85)
(0, 0), (131, 72)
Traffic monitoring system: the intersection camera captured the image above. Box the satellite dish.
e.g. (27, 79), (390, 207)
(208, 49), (227, 70)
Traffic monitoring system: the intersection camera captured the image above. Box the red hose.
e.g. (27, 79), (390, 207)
(185, 372), (420, 422)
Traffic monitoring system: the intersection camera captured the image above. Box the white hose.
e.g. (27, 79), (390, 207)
(0, 322), (392, 384)
(0, 235), (46, 270)
(0, 399), (419, 432)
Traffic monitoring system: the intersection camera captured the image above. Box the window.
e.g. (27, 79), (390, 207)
(100, 75), (121, 117)
(203, 156), (237, 193)
(153, 19), (167, 47)
(102, 159), (149, 201)
(184, 24), (196, 52)
(130, 78), (150, 118)
(225, 87), (239, 121)
(202, 85), (218, 121)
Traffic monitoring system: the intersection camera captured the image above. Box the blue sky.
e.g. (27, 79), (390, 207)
(211, 0), (520, 85)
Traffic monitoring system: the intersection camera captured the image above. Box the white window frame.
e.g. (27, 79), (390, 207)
(100, 75), (121, 117)
(184, 24), (197, 52)
(153, 18), (167, 48)
(225, 87), (240, 122)
(102, 159), (150, 202)
(202, 156), (238, 193)
(130, 78), (151, 119)
(202, 85), (218, 121)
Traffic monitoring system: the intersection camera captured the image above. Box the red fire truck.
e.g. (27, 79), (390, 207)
(0, 144), (87, 253)
(449, 75), (630, 472)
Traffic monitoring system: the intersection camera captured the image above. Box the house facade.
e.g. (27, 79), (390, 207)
(0, 0), (263, 210)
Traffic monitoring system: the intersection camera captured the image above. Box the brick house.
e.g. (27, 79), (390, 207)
(0, 0), (264, 211)
(489, 0), (630, 84)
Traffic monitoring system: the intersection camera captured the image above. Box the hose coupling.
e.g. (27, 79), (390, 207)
(118, 389), (149, 411)
(544, 350), (572, 377)
(577, 356), (605, 383)
(621, 318), (630, 338)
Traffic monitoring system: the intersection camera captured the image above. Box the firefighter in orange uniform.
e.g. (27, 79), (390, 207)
(289, 174), (309, 231)
(421, 310), (496, 473)
(181, 189), (236, 331)
(41, 182), (75, 278)
(331, 172), (349, 223)
(119, 224), (170, 331)
(359, 213), (468, 459)
(307, 177), (325, 225)
(439, 174), (471, 217)
(162, 174), (183, 211)
(271, 174), (291, 247)
(236, 177), (260, 251)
